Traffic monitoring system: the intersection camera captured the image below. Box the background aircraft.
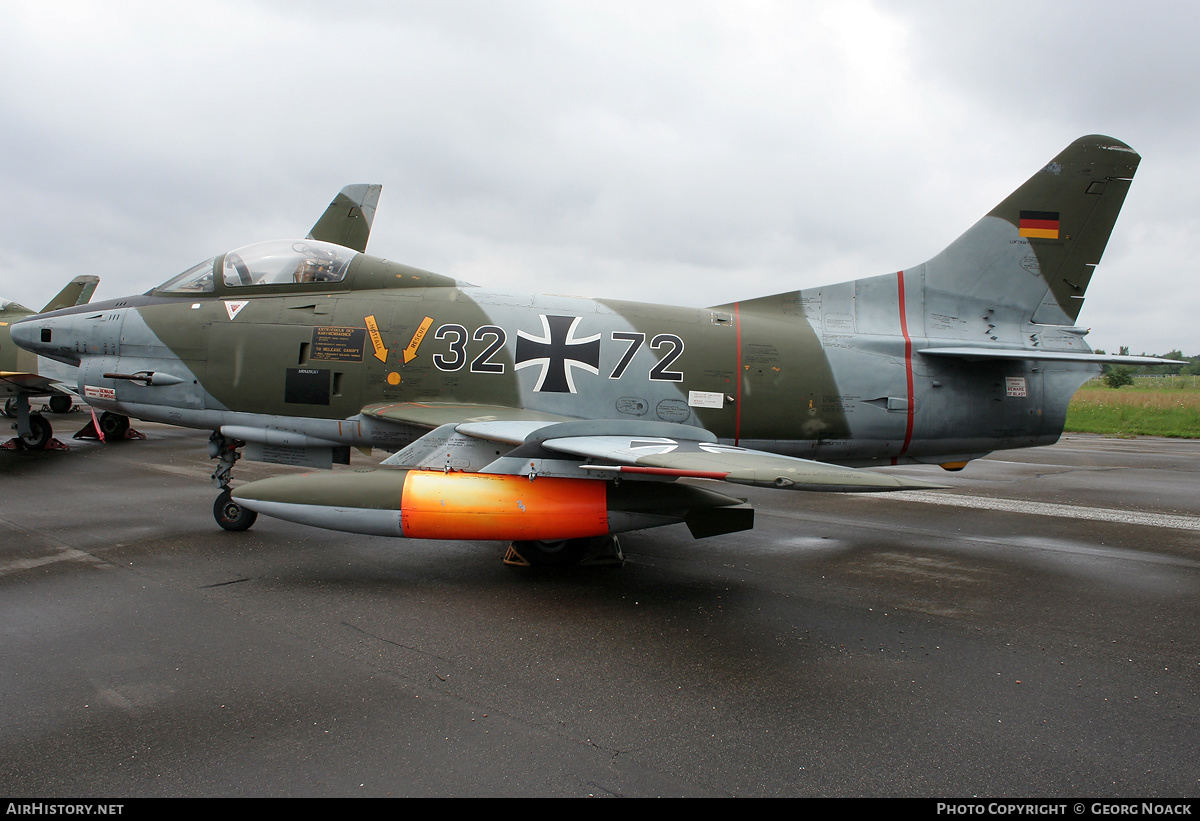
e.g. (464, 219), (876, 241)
(1, 276), (99, 449)
(11, 136), (1177, 564)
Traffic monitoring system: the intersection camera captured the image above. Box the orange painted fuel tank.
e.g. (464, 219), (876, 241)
(399, 471), (610, 540)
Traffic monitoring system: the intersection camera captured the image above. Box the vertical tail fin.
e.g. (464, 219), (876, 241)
(307, 183), (383, 254)
(39, 275), (99, 314)
(920, 135), (1139, 324)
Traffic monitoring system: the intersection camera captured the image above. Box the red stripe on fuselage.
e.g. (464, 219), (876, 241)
(893, 270), (915, 465)
(734, 301), (743, 446)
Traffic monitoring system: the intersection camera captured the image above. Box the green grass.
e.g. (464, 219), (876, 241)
(1065, 385), (1200, 438)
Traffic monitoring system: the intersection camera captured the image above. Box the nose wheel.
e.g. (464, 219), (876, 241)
(209, 431), (256, 531)
(214, 489), (257, 531)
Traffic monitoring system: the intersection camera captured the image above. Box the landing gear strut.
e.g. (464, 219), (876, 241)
(208, 432), (257, 532)
(6, 395), (54, 450)
(504, 535), (624, 567)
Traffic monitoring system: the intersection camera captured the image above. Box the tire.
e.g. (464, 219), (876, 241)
(47, 395), (72, 414)
(99, 412), (129, 440)
(214, 489), (257, 532)
(509, 537), (592, 567)
(18, 414), (53, 450)
(2, 398), (17, 419)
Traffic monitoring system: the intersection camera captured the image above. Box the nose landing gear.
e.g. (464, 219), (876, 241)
(209, 432), (257, 532)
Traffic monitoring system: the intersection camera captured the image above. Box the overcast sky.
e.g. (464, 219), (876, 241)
(1, 0), (1196, 355)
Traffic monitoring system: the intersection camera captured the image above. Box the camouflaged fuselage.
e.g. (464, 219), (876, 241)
(15, 135), (1149, 471)
(16, 251), (1092, 468)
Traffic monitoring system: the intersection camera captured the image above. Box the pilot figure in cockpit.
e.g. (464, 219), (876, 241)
(293, 256), (335, 283)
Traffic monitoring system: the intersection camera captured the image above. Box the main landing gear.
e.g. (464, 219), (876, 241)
(3, 395), (56, 450)
(209, 432), (257, 532)
(504, 535), (625, 567)
(72, 410), (137, 442)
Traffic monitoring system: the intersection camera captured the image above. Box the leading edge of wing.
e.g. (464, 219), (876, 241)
(545, 435), (947, 492)
(371, 408), (944, 492)
(362, 400), (576, 431)
(0, 372), (71, 399)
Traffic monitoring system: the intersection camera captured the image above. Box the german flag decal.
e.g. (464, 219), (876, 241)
(1019, 210), (1060, 239)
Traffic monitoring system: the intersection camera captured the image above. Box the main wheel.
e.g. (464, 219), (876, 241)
(2, 398), (17, 419)
(18, 414), (53, 450)
(99, 412), (129, 440)
(509, 537), (592, 567)
(214, 489), (257, 532)
(47, 395), (72, 414)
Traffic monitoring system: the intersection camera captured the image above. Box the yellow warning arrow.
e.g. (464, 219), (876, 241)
(364, 315), (388, 363)
(403, 316), (434, 364)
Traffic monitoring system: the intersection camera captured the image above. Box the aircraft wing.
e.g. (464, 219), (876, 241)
(307, 184), (383, 253)
(544, 436), (943, 491)
(0, 372), (74, 399)
(233, 405), (944, 544)
(373, 407), (944, 492)
(361, 400), (576, 428)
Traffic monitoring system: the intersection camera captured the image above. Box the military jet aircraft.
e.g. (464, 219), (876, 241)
(1, 276), (100, 449)
(12, 136), (1177, 564)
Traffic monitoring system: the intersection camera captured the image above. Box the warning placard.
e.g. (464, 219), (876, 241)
(1005, 376), (1027, 398)
(311, 327), (366, 362)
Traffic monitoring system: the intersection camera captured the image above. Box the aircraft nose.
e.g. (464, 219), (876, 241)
(9, 316), (44, 352)
(11, 313), (83, 365)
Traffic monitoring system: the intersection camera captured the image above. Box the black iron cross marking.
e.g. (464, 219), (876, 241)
(514, 315), (601, 393)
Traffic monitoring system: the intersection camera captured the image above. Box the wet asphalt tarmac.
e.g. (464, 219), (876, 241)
(1, 415), (1197, 796)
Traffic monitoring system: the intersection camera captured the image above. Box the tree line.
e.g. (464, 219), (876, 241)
(1093, 348), (1200, 388)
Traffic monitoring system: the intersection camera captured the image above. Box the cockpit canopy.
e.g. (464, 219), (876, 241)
(156, 240), (357, 294)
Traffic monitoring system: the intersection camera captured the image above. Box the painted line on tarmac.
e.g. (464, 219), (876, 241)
(896, 491), (1200, 532)
(0, 547), (106, 576)
(0, 515), (108, 577)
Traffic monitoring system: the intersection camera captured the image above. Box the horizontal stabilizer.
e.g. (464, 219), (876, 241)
(919, 347), (1182, 366)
